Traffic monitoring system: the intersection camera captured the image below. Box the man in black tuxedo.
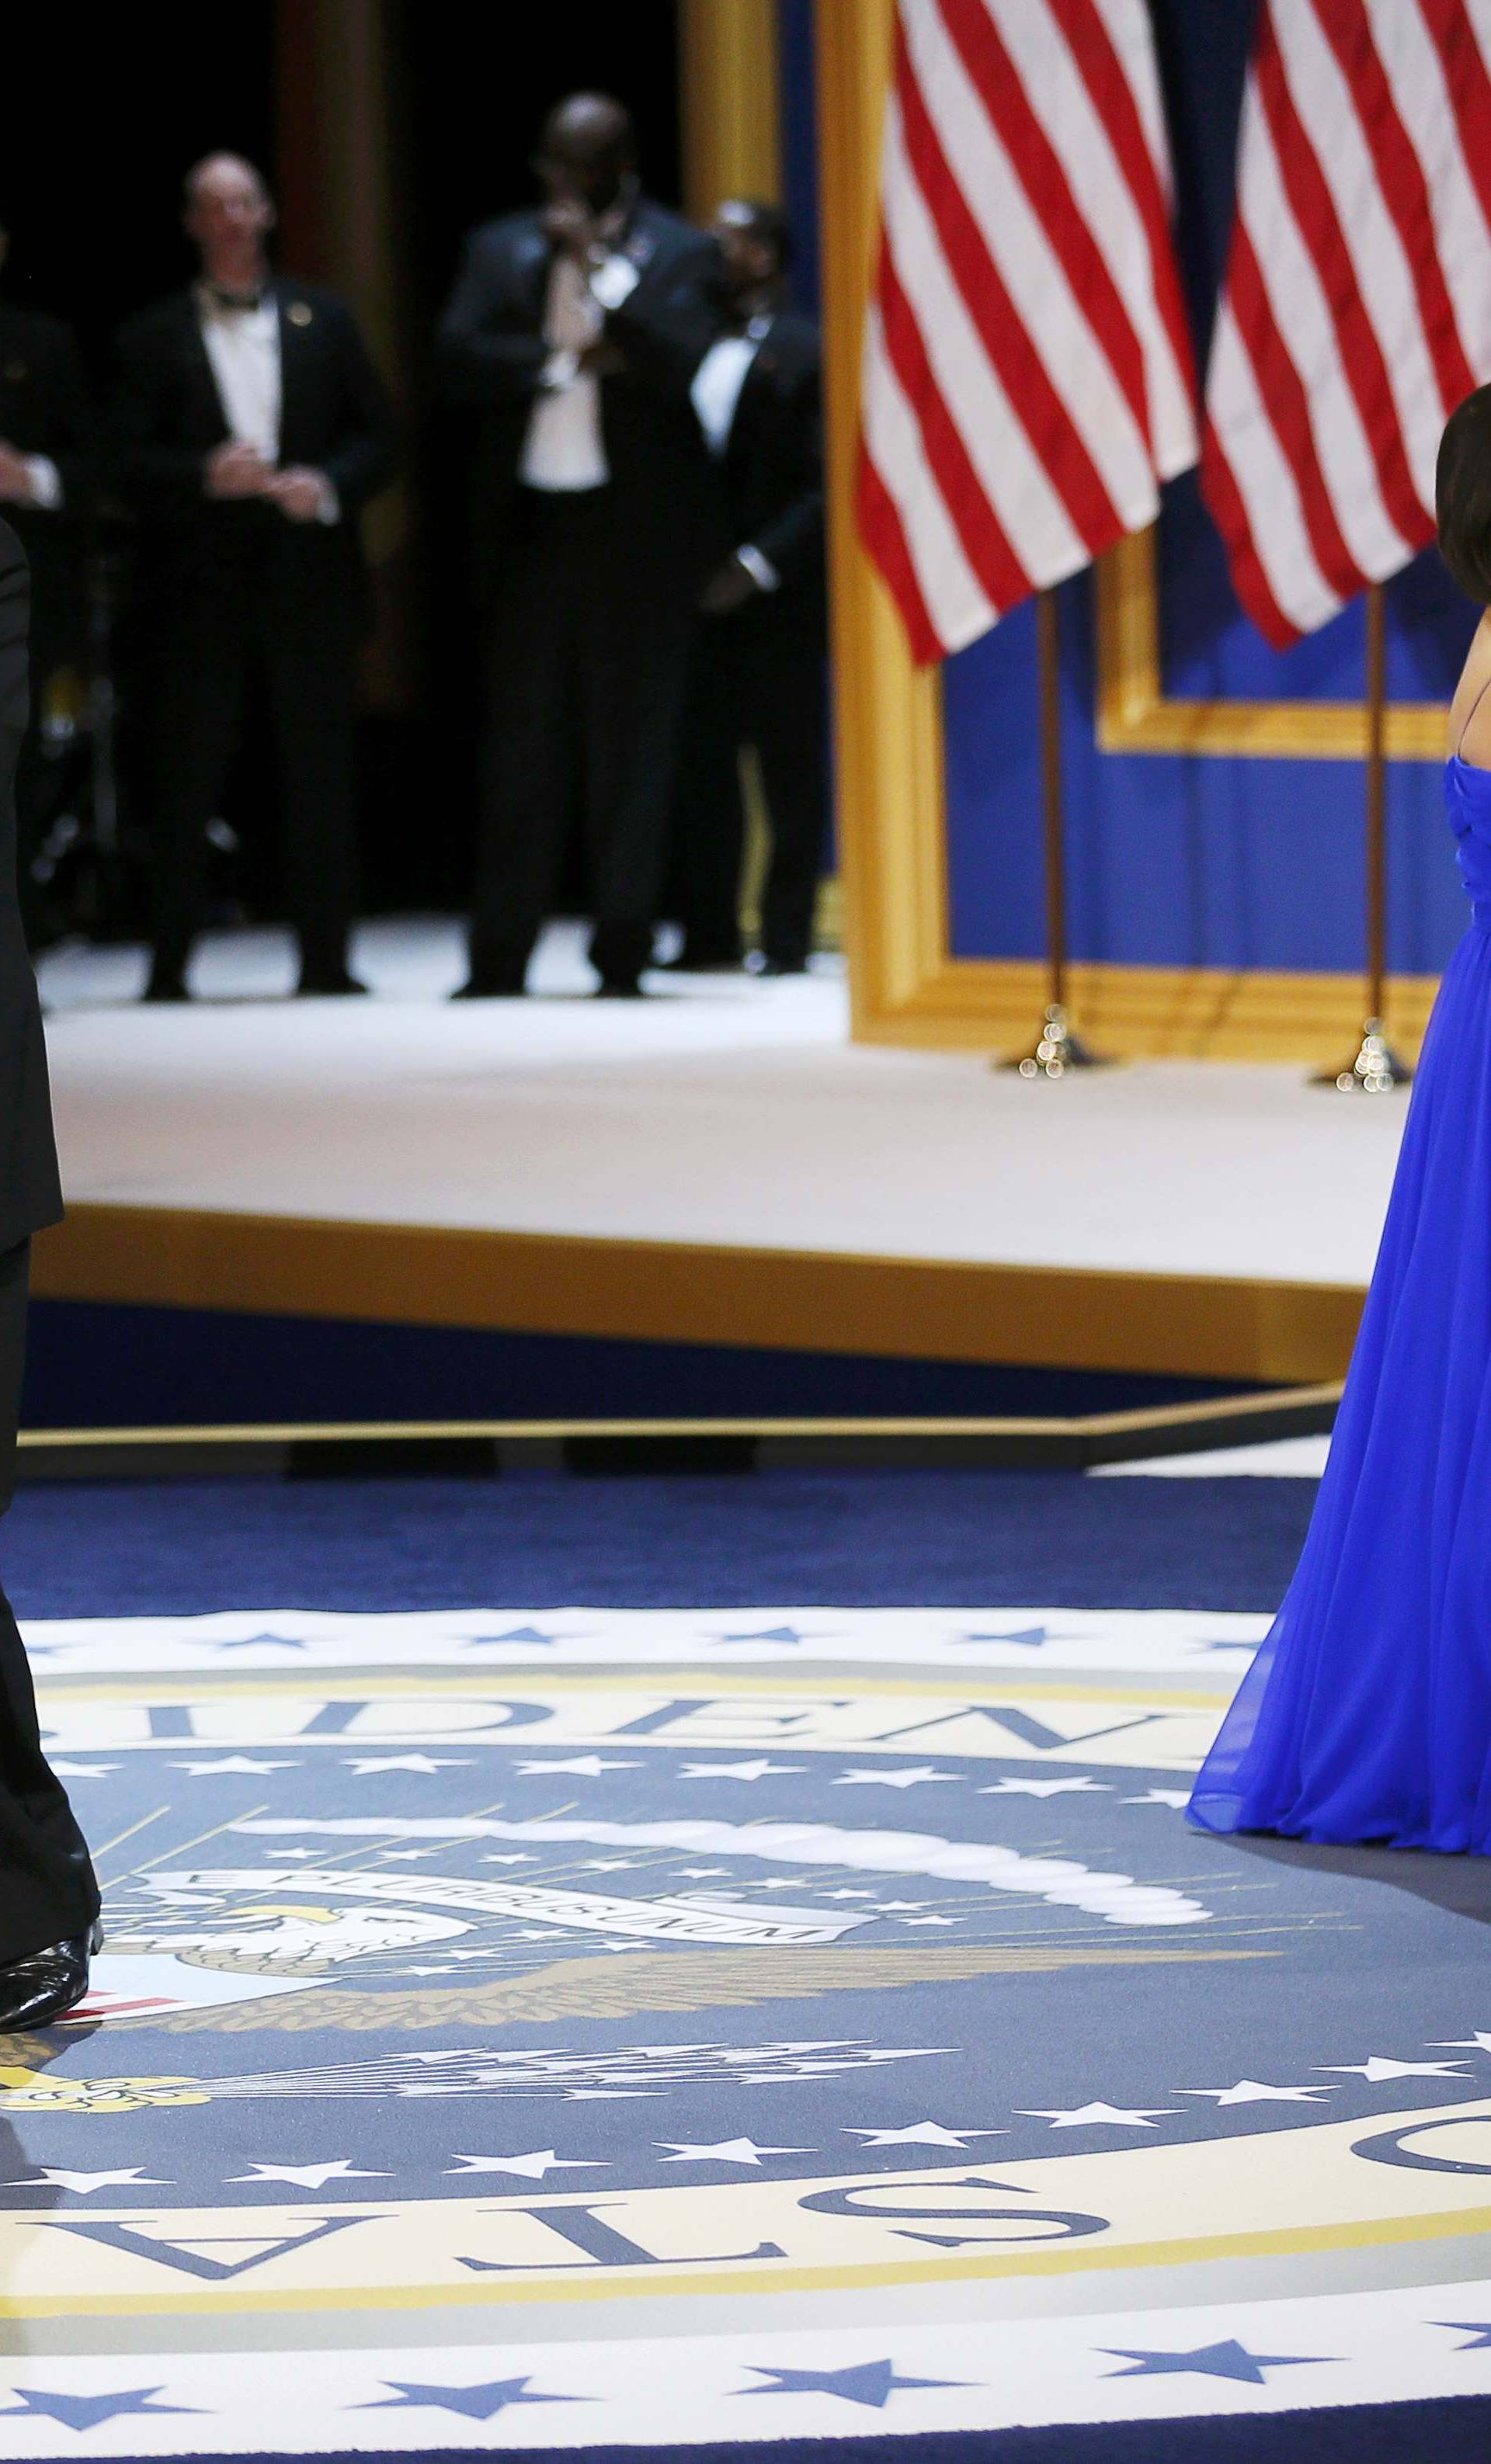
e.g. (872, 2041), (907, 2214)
(439, 94), (725, 998)
(0, 522), (102, 2024)
(668, 201), (827, 976)
(0, 219), (93, 946)
(112, 154), (396, 1001)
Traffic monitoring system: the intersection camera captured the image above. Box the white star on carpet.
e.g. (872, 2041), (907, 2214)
(676, 1867), (728, 1879)
(833, 1767), (958, 1789)
(379, 1848), (445, 1862)
(1177, 2081), (1333, 2105)
(47, 1761), (117, 1779)
(1124, 1789), (1193, 1808)
(1433, 2032), (1491, 2053)
(481, 1853), (534, 1865)
(821, 1888), (879, 1900)
(582, 1858), (638, 1871)
(230, 2159), (389, 2188)
(446, 2151), (607, 2180)
(656, 2138), (813, 2164)
(846, 2122), (1002, 2147)
(342, 1755), (472, 1775)
(979, 1777), (1109, 1798)
(898, 1914), (958, 1926)
(172, 1757), (294, 1776)
(678, 1760), (805, 1781)
(1020, 2102), (1176, 2128)
(10, 2167), (169, 2195)
(1318, 2056), (1473, 2083)
(877, 1900), (928, 1912)
(513, 1756), (640, 1777)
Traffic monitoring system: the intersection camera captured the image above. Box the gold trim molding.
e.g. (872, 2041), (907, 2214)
(1097, 527), (1451, 762)
(32, 1204), (1366, 1385)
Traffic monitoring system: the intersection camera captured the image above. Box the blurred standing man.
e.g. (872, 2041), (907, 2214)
(0, 521), (102, 2023)
(439, 95), (723, 998)
(113, 155), (396, 1001)
(0, 220), (93, 947)
(669, 201), (826, 976)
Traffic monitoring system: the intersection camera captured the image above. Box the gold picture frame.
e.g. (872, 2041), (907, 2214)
(816, 0), (1443, 1058)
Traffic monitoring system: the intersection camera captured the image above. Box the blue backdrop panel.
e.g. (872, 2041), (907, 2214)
(937, 0), (1478, 979)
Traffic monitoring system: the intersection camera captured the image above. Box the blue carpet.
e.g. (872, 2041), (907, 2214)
(0, 1470), (1316, 1619)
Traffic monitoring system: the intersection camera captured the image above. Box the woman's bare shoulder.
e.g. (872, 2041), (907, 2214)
(1449, 613), (1491, 766)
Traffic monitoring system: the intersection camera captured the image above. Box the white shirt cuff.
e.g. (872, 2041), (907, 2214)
(736, 543), (780, 593)
(315, 475), (341, 526)
(23, 456), (62, 511)
(589, 253), (641, 311)
(540, 347), (581, 390)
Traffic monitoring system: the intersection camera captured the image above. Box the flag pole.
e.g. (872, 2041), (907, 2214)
(1002, 588), (1111, 1078)
(1312, 581), (1410, 1093)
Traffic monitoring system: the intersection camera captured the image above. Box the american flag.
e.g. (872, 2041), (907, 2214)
(1203, 0), (1491, 649)
(858, 0), (1199, 665)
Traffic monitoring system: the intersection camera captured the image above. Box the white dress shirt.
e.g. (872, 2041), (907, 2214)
(195, 284), (339, 522)
(520, 249), (640, 491)
(21, 456), (61, 511)
(197, 285), (282, 461)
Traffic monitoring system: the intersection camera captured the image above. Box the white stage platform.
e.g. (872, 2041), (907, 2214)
(31, 921), (1407, 1385)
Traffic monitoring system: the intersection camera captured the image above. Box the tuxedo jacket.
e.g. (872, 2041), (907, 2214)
(437, 200), (727, 585)
(0, 524), (63, 1246)
(109, 281), (396, 628)
(0, 301), (94, 668)
(718, 310), (824, 607)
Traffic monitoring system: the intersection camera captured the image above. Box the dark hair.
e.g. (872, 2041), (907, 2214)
(1437, 385), (1491, 605)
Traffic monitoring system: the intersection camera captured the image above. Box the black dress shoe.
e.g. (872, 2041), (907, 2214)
(297, 970), (369, 997)
(142, 970), (189, 1004)
(594, 979), (644, 1000)
(451, 977), (527, 1000)
(756, 955), (809, 977)
(0, 1919), (102, 2032)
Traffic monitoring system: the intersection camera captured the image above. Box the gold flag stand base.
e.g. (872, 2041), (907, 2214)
(1310, 1017), (1412, 1095)
(1001, 1002), (1114, 1080)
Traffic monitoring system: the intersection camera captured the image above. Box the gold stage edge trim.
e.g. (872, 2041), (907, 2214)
(32, 1204), (1365, 1385)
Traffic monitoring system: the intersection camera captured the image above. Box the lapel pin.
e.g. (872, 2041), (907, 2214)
(287, 302), (313, 327)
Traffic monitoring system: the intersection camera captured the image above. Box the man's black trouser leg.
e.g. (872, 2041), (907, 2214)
(669, 617), (747, 964)
(582, 571), (693, 991)
(750, 616), (829, 970)
(262, 610), (360, 983)
(0, 1243), (99, 1963)
(469, 494), (585, 990)
(147, 607), (248, 983)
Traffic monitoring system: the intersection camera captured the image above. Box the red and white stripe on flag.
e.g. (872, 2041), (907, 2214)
(857, 0), (1199, 666)
(1203, 0), (1491, 650)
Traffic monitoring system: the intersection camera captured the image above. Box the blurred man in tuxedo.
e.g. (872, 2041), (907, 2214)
(112, 154), (396, 1001)
(0, 219), (92, 946)
(0, 521), (102, 2022)
(439, 93), (724, 998)
(665, 200), (828, 970)
(668, 200), (826, 976)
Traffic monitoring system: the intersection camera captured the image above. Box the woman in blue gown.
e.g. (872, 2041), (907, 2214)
(1190, 390), (1491, 1853)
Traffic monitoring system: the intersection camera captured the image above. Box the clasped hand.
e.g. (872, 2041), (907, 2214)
(204, 441), (326, 520)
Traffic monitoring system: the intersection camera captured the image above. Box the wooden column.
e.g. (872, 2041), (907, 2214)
(678, 0), (784, 214)
(274, 0), (415, 713)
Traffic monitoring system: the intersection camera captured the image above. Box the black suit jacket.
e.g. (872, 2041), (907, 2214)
(0, 524), (63, 1248)
(0, 302), (94, 669)
(718, 311), (824, 604)
(437, 201), (726, 584)
(109, 281), (396, 626)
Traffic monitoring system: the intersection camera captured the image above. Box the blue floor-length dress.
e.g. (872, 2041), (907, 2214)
(1190, 748), (1491, 1851)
